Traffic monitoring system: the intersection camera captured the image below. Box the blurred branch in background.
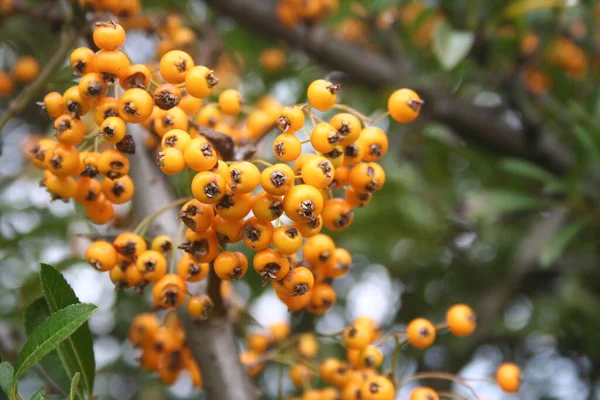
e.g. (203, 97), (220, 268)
(203, 0), (573, 176)
(129, 126), (255, 400)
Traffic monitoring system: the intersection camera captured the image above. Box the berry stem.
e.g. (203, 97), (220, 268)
(398, 372), (481, 400)
(133, 197), (190, 236)
(438, 391), (470, 400)
(390, 335), (406, 385)
(169, 222), (185, 274)
(299, 138), (311, 144)
(251, 159), (274, 168)
(332, 104), (378, 125)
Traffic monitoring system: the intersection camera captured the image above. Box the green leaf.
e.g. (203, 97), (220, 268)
(69, 373), (80, 400)
(24, 298), (71, 394)
(0, 362), (13, 396)
(485, 190), (540, 212)
(500, 159), (559, 184)
(39, 264), (96, 397)
(433, 22), (475, 70)
(540, 217), (591, 267)
(13, 303), (97, 385)
(502, 0), (567, 19)
(573, 125), (600, 162)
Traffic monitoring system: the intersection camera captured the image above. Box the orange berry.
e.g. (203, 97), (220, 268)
(273, 225), (303, 255)
(359, 345), (383, 369)
(153, 83), (181, 110)
(214, 251), (248, 280)
(322, 198), (354, 231)
(179, 199), (214, 232)
(212, 215), (243, 244)
(348, 162), (386, 194)
(177, 253), (210, 282)
(218, 89), (243, 115)
(42, 92), (66, 118)
(273, 133), (302, 162)
(184, 138), (218, 172)
(260, 163), (295, 196)
(93, 21), (126, 51)
(282, 184), (324, 222)
(0, 72), (13, 97)
(118, 88), (153, 123)
(54, 115), (85, 146)
(114, 232), (147, 261)
(228, 161), (260, 193)
(277, 106), (305, 133)
(410, 387), (439, 400)
(63, 86), (92, 116)
(289, 364), (315, 387)
(407, 318), (436, 349)
(242, 217), (274, 251)
(97, 149), (129, 179)
(156, 147), (185, 175)
(93, 96), (119, 126)
(191, 171), (226, 204)
(301, 155), (334, 189)
(84, 196), (115, 224)
(185, 66), (218, 98)
(343, 323), (373, 350)
(160, 50), (194, 84)
(179, 228), (219, 263)
(388, 88), (423, 123)
(343, 141), (365, 165)
(153, 274), (188, 308)
(101, 175), (134, 204)
(85, 241), (118, 271)
(46, 143), (80, 176)
(187, 295), (213, 319)
(215, 191), (253, 221)
(496, 363), (521, 393)
(359, 127), (388, 162)
(247, 332), (271, 353)
(120, 64), (151, 90)
(251, 191), (283, 222)
(260, 48), (286, 72)
(93, 50), (129, 81)
(360, 375), (395, 400)
(100, 116), (126, 144)
(446, 304), (476, 337)
(13, 56), (40, 83)
(307, 283), (336, 314)
(253, 248), (290, 283)
(151, 235), (173, 256)
(307, 79), (339, 111)
(310, 123), (342, 153)
(330, 113), (362, 145)
(283, 266), (314, 296)
(136, 250), (167, 281)
(161, 129), (191, 152)
(70, 47), (95, 76)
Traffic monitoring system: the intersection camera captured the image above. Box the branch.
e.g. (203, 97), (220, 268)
(129, 126), (255, 400)
(188, 118), (235, 161)
(203, 0), (573, 175)
(0, 21), (86, 132)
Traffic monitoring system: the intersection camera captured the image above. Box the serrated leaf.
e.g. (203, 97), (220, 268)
(13, 303), (97, 386)
(540, 217), (591, 267)
(24, 298), (71, 394)
(40, 264), (96, 398)
(501, 159), (559, 184)
(433, 22), (475, 70)
(485, 190), (540, 212)
(0, 362), (13, 396)
(69, 373), (80, 400)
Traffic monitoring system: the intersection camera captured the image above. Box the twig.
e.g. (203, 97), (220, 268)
(188, 118), (235, 160)
(0, 20), (87, 131)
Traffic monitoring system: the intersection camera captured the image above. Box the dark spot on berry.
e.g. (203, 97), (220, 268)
(204, 182), (220, 198)
(285, 228), (298, 238)
(270, 171), (287, 188)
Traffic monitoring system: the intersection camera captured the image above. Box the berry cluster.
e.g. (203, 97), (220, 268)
(128, 312), (203, 387)
(0, 56), (40, 97)
(275, 0), (340, 28)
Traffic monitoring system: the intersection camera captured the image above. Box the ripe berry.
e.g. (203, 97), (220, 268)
(348, 162), (386, 194)
(63, 86), (92, 116)
(73, 177), (102, 203)
(228, 161), (260, 193)
(247, 332), (271, 353)
(277, 106), (305, 133)
(187, 295), (213, 319)
(98, 149), (130, 179)
(177, 253), (210, 282)
(446, 304), (476, 337)
(330, 113), (361, 145)
(153, 84), (181, 110)
(86, 241), (118, 271)
(289, 364), (315, 387)
(155, 106), (189, 136)
(78, 73), (108, 100)
(282, 184), (324, 222)
(343, 141), (365, 165)
(179, 199), (214, 232)
(93, 50), (129, 82)
(343, 323), (373, 350)
(214, 251), (248, 280)
(42, 92), (66, 118)
(410, 387), (439, 400)
(273, 133), (302, 162)
(13, 56), (40, 83)
(70, 47), (95, 76)
(93, 97), (119, 125)
(322, 199), (354, 230)
(303, 233), (335, 265)
(251, 191), (283, 222)
(301, 156), (334, 189)
(246, 110), (273, 139)
(157, 147), (185, 175)
(253, 248), (290, 283)
(153, 274), (188, 308)
(179, 91), (202, 115)
(269, 322), (291, 342)
(242, 217), (274, 251)
(54, 115), (85, 146)
(136, 250), (167, 281)
(359, 345), (383, 369)
(407, 318), (436, 349)
(120, 64), (151, 90)
(161, 129), (191, 152)
(151, 235), (173, 257)
(179, 228), (219, 263)
(84, 196), (115, 224)
(307, 79), (339, 111)
(273, 225), (303, 255)
(93, 21), (126, 50)
(128, 313), (159, 347)
(218, 89), (243, 115)
(195, 104), (221, 127)
(388, 88), (423, 123)
(114, 232), (147, 261)
(496, 363), (521, 393)
(260, 163), (295, 196)
(46, 143), (80, 177)
(160, 50), (194, 84)
(118, 88), (153, 123)
(191, 171), (226, 204)
(307, 283), (336, 314)
(184, 138), (218, 172)
(100, 116), (127, 144)
(324, 248), (352, 278)
(215, 191), (253, 221)
(185, 66), (218, 98)
(359, 127), (388, 162)
(311, 123), (341, 153)
(283, 266), (314, 296)
(360, 375), (395, 400)
(345, 187), (372, 208)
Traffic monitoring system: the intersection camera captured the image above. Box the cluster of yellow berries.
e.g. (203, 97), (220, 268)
(0, 56), (40, 97)
(128, 312), (203, 387)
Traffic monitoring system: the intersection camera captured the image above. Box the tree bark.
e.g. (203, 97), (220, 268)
(129, 127), (255, 400)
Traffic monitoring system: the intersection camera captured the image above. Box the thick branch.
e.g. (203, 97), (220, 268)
(203, 0), (573, 175)
(129, 127), (255, 400)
